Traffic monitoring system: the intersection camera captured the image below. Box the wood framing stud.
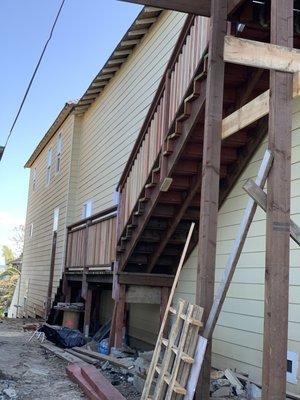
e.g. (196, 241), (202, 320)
(196, 1), (227, 398)
(263, 1), (294, 399)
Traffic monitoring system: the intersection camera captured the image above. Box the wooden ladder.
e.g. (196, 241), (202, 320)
(142, 298), (203, 400)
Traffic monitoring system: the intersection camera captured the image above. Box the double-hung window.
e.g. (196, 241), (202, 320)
(46, 148), (52, 185)
(56, 134), (62, 173)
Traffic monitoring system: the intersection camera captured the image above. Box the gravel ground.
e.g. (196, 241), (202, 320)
(0, 318), (85, 400)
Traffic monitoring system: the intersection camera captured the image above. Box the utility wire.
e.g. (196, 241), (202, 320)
(3, 0), (66, 152)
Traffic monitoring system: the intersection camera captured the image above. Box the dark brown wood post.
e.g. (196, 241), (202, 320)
(262, 1), (294, 399)
(81, 219), (92, 300)
(114, 284), (126, 348)
(62, 227), (70, 299)
(84, 287), (93, 337)
(46, 231), (58, 317)
(196, 1), (227, 398)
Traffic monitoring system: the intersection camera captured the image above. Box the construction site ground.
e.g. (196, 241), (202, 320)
(0, 318), (85, 400)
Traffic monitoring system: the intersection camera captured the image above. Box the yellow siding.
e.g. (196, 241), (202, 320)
(20, 115), (75, 317)
(175, 97), (300, 393)
(74, 11), (186, 221)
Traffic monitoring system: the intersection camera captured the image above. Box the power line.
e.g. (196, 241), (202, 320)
(1, 0), (66, 160)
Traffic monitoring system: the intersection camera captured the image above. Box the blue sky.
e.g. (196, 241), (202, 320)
(0, 0), (141, 264)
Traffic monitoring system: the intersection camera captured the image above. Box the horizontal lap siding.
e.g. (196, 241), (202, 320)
(175, 97), (300, 394)
(20, 115), (75, 317)
(74, 11), (186, 221)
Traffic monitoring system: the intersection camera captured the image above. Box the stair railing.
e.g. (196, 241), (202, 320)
(116, 15), (209, 239)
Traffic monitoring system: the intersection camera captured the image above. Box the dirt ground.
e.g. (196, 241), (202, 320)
(0, 318), (86, 400)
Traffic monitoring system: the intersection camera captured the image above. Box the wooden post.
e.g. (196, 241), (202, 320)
(81, 219), (92, 300)
(84, 287), (93, 337)
(196, 1), (227, 398)
(262, 1), (293, 399)
(114, 284), (126, 348)
(46, 231), (57, 317)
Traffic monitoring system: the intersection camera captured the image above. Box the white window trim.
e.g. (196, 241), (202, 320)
(287, 350), (298, 384)
(46, 148), (52, 186)
(56, 133), (62, 173)
(29, 223), (33, 238)
(32, 168), (37, 191)
(53, 207), (60, 232)
(82, 200), (92, 219)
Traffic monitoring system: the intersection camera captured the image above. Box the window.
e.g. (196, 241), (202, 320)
(82, 200), (92, 219)
(53, 207), (59, 232)
(287, 351), (298, 384)
(32, 168), (37, 191)
(56, 133), (62, 173)
(29, 223), (33, 237)
(46, 148), (52, 185)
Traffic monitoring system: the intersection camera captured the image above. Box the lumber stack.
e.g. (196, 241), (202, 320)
(67, 363), (126, 400)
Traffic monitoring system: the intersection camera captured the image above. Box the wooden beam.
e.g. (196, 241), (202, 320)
(118, 272), (174, 287)
(196, 1), (227, 399)
(243, 180), (300, 247)
(224, 36), (300, 73)
(119, 0), (246, 17)
(263, 1), (294, 399)
(222, 72), (300, 140)
(119, 0), (211, 16)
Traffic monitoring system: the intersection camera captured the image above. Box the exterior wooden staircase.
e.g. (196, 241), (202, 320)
(116, 17), (270, 276)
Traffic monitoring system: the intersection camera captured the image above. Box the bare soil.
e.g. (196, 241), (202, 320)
(0, 318), (85, 400)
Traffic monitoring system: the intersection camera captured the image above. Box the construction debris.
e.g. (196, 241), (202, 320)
(67, 363), (126, 400)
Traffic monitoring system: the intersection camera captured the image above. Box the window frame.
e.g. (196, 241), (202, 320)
(53, 207), (60, 232)
(56, 133), (62, 173)
(46, 148), (52, 186)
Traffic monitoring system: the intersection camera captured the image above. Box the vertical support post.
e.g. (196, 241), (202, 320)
(196, 1), (227, 398)
(81, 219), (91, 300)
(62, 227), (71, 298)
(114, 284), (126, 348)
(46, 231), (58, 317)
(160, 287), (170, 336)
(262, 1), (293, 399)
(84, 287), (92, 337)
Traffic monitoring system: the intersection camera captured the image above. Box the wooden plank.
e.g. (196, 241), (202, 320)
(72, 347), (134, 368)
(41, 343), (83, 364)
(185, 150), (273, 400)
(243, 179), (300, 246)
(263, 1), (294, 399)
(203, 151), (273, 338)
(224, 35), (300, 73)
(141, 223), (195, 400)
(125, 285), (161, 304)
(222, 74), (300, 140)
(65, 348), (98, 365)
(196, 1), (227, 398)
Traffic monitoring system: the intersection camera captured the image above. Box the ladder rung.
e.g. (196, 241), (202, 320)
(161, 339), (194, 364)
(168, 307), (203, 327)
(155, 366), (186, 394)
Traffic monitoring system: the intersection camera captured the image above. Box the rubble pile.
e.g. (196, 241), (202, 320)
(210, 369), (262, 399)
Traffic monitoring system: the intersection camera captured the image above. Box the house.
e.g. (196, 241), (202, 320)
(19, 1), (300, 397)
